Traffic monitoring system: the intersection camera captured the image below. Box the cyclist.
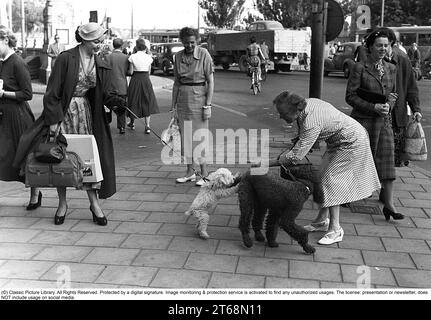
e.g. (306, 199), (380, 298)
(260, 40), (270, 77)
(247, 36), (265, 86)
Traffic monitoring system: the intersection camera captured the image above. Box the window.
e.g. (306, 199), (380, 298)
(257, 23), (266, 31)
(344, 46), (353, 55)
(399, 33), (416, 46)
(249, 24), (257, 31)
(419, 34), (431, 46)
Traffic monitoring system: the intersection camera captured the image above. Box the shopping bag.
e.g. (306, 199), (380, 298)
(63, 134), (104, 183)
(403, 120), (427, 161)
(161, 117), (181, 151)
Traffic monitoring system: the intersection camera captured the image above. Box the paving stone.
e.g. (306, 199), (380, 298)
(121, 234), (173, 250)
(216, 240), (265, 257)
(400, 198), (431, 209)
(128, 193), (168, 201)
(314, 247), (364, 265)
(174, 202), (194, 213)
(214, 204), (240, 216)
(168, 236), (219, 254)
(153, 185), (191, 193)
(69, 282), (121, 288)
(400, 177), (431, 186)
(33, 245), (93, 263)
(132, 249), (188, 268)
(395, 170), (414, 177)
(119, 184), (156, 193)
(0, 260), (54, 280)
(208, 273), (265, 288)
(146, 212), (188, 224)
(265, 277), (320, 289)
(392, 269), (431, 288)
(320, 282), (363, 289)
(158, 166), (184, 172)
(355, 225), (401, 238)
(362, 251), (416, 269)
(412, 218), (431, 229)
(116, 170), (140, 177)
(136, 171), (170, 178)
(116, 176), (148, 185)
(163, 193), (199, 203)
(41, 263), (106, 283)
(340, 265), (397, 287)
(95, 266), (158, 286)
(264, 244), (314, 262)
(382, 238), (431, 254)
(237, 257), (289, 277)
(108, 192), (136, 201)
(0, 197), (30, 207)
(70, 221), (121, 233)
(185, 253), (238, 273)
(186, 214), (231, 227)
(106, 211), (149, 222)
(75, 233), (128, 247)
(372, 216), (416, 228)
(0, 228), (41, 243)
(393, 184), (425, 192)
(1, 279), (58, 288)
(0, 217), (40, 228)
(83, 248), (140, 265)
(158, 223), (200, 237)
(0, 207), (29, 217)
(338, 235), (384, 251)
(0, 243), (45, 260)
(100, 200), (142, 211)
(145, 178), (177, 186)
(410, 192), (431, 200)
(289, 261), (342, 282)
(29, 218), (80, 231)
(410, 254), (431, 270)
(397, 227), (431, 240)
(150, 268), (211, 288)
(338, 213), (375, 225)
(114, 222), (162, 235)
(0, 278), (10, 287)
(137, 201), (178, 212)
(29, 231), (85, 246)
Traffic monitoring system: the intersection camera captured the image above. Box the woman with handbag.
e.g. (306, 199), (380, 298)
(262, 92), (381, 245)
(0, 26), (41, 211)
(15, 23), (126, 226)
(346, 29), (405, 222)
(171, 27), (214, 187)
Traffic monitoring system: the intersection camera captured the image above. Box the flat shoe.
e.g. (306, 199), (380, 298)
(195, 178), (207, 187)
(318, 228), (344, 245)
(303, 218), (329, 232)
(176, 174), (196, 183)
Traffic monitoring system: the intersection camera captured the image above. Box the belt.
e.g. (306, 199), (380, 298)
(180, 82), (206, 86)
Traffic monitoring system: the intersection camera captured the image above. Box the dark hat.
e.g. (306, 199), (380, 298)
(78, 23), (107, 41)
(365, 29), (391, 49)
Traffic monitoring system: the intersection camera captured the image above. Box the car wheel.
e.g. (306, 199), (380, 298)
(343, 64), (350, 78)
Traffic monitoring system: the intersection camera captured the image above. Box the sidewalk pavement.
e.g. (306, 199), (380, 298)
(0, 77), (431, 289)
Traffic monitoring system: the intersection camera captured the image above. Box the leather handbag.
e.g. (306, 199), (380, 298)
(34, 125), (67, 164)
(25, 151), (84, 188)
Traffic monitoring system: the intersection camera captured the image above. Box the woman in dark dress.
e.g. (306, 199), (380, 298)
(346, 29), (404, 221)
(0, 25), (41, 210)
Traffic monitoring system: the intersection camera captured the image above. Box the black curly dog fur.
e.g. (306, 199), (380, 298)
(238, 167), (320, 254)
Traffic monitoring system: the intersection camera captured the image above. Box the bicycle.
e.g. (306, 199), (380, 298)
(250, 66), (261, 95)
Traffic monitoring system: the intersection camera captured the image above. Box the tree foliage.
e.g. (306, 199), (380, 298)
(199, 0), (246, 28)
(11, 0), (45, 35)
(340, 0), (431, 28)
(254, 0), (312, 28)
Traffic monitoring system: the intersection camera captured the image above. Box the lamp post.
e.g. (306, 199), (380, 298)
(380, 0), (385, 26)
(20, 0), (26, 56)
(131, 1), (134, 39)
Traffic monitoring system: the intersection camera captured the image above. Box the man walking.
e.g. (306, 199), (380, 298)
(105, 38), (130, 134)
(47, 34), (65, 69)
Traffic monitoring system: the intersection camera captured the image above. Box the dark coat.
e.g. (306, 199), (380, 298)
(387, 46), (421, 128)
(14, 46), (126, 199)
(345, 57), (397, 119)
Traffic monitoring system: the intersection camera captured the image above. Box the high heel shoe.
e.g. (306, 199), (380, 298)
(26, 192), (42, 211)
(54, 205), (68, 225)
(90, 206), (108, 226)
(383, 207), (405, 221)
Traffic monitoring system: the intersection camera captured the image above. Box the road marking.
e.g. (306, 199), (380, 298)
(211, 103), (248, 118)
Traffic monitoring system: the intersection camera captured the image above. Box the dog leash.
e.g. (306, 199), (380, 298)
(122, 106), (210, 182)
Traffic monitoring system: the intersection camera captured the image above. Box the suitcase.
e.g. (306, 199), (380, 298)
(25, 151), (84, 188)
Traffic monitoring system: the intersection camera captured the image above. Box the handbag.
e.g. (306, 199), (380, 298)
(403, 119), (427, 161)
(356, 87), (386, 104)
(161, 117), (181, 151)
(25, 151), (84, 188)
(34, 125), (67, 164)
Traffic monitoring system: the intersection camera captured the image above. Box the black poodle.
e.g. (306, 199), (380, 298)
(238, 168), (317, 254)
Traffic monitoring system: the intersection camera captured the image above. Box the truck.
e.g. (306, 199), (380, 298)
(206, 21), (311, 73)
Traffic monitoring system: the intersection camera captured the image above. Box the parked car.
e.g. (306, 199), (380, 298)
(150, 42), (184, 75)
(324, 42), (361, 78)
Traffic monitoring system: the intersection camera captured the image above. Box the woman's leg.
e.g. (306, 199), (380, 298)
(29, 187), (40, 204)
(382, 180), (396, 212)
(87, 189), (105, 218)
(312, 207), (329, 224)
(328, 205), (341, 232)
(56, 187), (67, 217)
(200, 162), (208, 177)
(145, 116), (150, 128)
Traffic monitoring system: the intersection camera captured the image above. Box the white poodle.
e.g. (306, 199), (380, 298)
(185, 168), (241, 239)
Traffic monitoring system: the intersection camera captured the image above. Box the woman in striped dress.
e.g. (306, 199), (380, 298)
(272, 92), (381, 245)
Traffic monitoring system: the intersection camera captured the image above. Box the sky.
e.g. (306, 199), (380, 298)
(71, 0), (258, 30)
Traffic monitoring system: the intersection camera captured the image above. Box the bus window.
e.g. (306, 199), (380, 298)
(399, 33), (416, 46)
(419, 34), (431, 46)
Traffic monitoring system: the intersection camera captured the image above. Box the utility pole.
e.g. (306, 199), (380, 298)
(131, 1), (134, 39)
(309, 0), (327, 98)
(20, 0), (26, 56)
(380, 0), (385, 26)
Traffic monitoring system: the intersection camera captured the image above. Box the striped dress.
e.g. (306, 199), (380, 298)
(282, 98), (381, 208)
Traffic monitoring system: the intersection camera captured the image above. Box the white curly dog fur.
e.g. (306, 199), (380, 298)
(185, 168), (240, 239)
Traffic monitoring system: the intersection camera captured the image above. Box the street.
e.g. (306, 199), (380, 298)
(29, 68), (431, 172)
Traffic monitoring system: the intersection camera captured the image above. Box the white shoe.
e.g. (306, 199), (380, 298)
(318, 227), (344, 245)
(195, 178), (207, 187)
(176, 174), (196, 183)
(303, 218), (330, 232)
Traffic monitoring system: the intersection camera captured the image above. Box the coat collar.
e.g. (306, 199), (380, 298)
(363, 56), (385, 85)
(66, 46), (111, 70)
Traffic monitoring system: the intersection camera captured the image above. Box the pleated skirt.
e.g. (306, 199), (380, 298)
(127, 72), (159, 118)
